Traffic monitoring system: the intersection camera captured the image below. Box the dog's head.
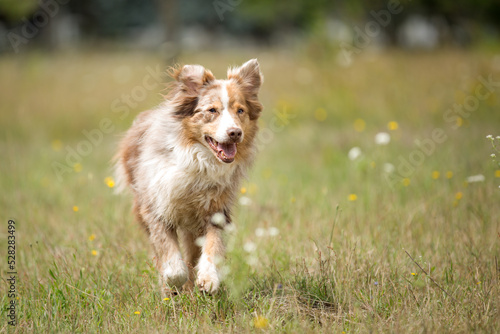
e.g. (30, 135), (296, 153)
(168, 59), (263, 164)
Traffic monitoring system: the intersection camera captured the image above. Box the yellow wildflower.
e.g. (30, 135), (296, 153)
(431, 171), (440, 179)
(51, 139), (63, 151)
(353, 118), (366, 132)
(348, 194), (357, 201)
(91, 250), (98, 256)
(104, 177), (115, 188)
(402, 178), (410, 186)
(73, 163), (82, 173)
(254, 316), (269, 329)
(73, 206), (79, 212)
(89, 234), (96, 241)
(455, 192), (463, 200)
(446, 171), (453, 179)
(387, 121), (399, 130)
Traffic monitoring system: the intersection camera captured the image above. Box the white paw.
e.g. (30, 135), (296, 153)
(162, 254), (188, 289)
(196, 254), (220, 293)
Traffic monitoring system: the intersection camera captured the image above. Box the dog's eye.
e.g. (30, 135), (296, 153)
(208, 108), (217, 113)
(237, 108), (244, 114)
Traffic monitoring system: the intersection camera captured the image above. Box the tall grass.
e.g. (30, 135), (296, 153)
(1, 48), (499, 332)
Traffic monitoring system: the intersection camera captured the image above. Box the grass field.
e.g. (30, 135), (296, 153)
(1, 47), (500, 332)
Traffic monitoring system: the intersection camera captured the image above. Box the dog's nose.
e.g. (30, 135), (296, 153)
(227, 127), (242, 142)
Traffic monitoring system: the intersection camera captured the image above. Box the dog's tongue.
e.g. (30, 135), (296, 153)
(217, 142), (237, 159)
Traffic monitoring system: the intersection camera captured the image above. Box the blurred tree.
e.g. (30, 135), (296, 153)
(0, 0), (37, 21)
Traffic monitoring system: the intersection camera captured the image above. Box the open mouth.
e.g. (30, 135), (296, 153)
(205, 136), (237, 163)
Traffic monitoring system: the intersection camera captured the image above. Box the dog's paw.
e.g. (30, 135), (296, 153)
(162, 255), (188, 289)
(196, 272), (219, 294)
(196, 254), (220, 294)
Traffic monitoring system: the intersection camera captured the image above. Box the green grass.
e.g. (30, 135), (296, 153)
(1, 48), (500, 332)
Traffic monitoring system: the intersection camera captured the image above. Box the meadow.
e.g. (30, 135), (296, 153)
(1, 47), (499, 332)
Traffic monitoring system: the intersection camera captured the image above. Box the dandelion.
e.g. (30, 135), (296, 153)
(411, 272), (416, 276)
(477, 281), (481, 285)
(466, 174), (485, 183)
(375, 132), (390, 145)
(402, 178), (411, 187)
(354, 118), (366, 132)
(348, 194), (357, 201)
(383, 163), (395, 173)
(239, 196), (252, 206)
(89, 234), (96, 241)
(211, 213), (226, 227)
(134, 311), (141, 315)
(268, 227), (279, 237)
(431, 171), (440, 179)
(244, 241), (256, 253)
(240, 187), (247, 194)
(495, 170), (500, 178)
(104, 177), (115, 188)
(254, 315), (269, 329)
(73, 163), (82, 173)
(290, 197), (296, 203)
(255, 228), (266, 237)
(455, 192), (463, 200)
(163, 297), (170, 301)
(219, 265), (231, 279)
(314, 107), (327, 121)
(246, 255), (259, 267)
(195, 236), (206, 247)
(446, 171), (453, 179)
(348, 147), (362, 161)
(387, 121), (399, 130)
(73, 206), (79, 212)
(51, 139), (63, 151)
(91, 250), (98, 256)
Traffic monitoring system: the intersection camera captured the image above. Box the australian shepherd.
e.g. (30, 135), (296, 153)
(115, 59), (263, 294)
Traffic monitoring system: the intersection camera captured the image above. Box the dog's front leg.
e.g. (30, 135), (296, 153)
(148, 222), (188, 292)
(196, 224), (224, 294)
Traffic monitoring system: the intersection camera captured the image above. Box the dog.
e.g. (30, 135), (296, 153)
(115, 59), (263, 294)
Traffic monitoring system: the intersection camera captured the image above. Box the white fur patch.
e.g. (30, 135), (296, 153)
(162, 253), (188, 288)
(196, 253), (220, 293)
(215, 83), (238, 143)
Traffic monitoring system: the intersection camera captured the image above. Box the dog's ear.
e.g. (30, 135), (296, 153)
(171, 64), (215, 95)
(227, 59), (263, 98)
(228, 59), (264, 120)
(168, 65), (215, 118)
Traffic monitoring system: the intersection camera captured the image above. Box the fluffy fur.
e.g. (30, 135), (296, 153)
(115, 59), (263, 294)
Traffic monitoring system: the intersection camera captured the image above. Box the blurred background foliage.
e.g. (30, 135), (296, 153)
(1, 0), (499, 53)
